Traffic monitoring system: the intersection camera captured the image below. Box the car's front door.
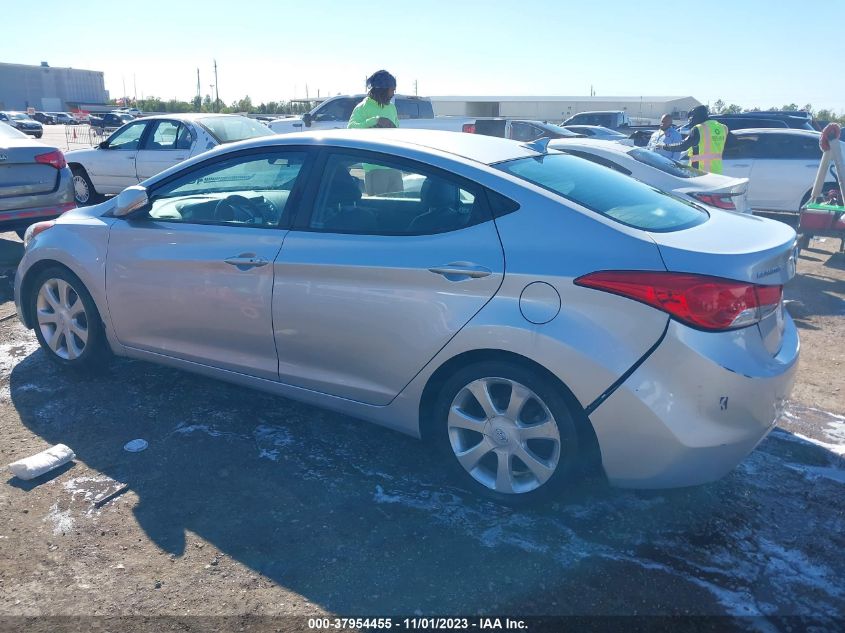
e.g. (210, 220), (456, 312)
(106, 148), (311, 379)
(721, 133), (760, 206)
(135, 120), (193, 181)
(272, 150), (506, 405)
(91, 120), (149, 193)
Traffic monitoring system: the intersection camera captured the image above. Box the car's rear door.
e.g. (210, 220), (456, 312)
(748, 133), (820, 211)
(106, 147), (311, 379)
(272, 149), (505, 405)
(135, 119), (193, 181)
(721, 133), (760, 206)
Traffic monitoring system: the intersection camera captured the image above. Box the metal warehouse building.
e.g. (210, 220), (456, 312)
(0, 61), (108, 112)
(430, 96), (702, 124)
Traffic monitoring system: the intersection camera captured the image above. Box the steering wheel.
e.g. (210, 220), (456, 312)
(213, 195), (261, 223)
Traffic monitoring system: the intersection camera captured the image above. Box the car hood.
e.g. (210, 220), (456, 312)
(268, 118), (307, 133)
(65, 147), (100, 161)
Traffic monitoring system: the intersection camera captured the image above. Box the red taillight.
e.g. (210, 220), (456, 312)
(574, 271), (783, 331)
(462, 123), (476, 134)
(35, 150), (67, 170)
(691, 192), (736, 210)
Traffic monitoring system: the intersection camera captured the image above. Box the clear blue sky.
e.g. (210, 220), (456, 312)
(2, 0), (843, 112)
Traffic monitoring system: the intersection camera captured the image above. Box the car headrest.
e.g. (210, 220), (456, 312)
(420, 177), (457, 209)
(326, 169), (362, 206)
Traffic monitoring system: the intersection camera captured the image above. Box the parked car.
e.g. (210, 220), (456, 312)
(562, 110), (632, 130)
(65, 113), (275, 205)
(467, 119), (581, 141)
(15, 129), (798, 503)
(0, 122), (75, 237)
(680, 113), (815, 135)
(114, 107), (143, 116)
(89, 113), (135, 130)
(31, 112), (55, 125)
(721, 129), (841, 212)
(49, 112), (78, 125)
(548, 138), (750, 213)
(560, 125), (633, 143)
(0, 112), (43, 138)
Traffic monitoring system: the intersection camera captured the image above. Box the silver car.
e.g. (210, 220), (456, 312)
(0, 122), (75, 237)
(14, 129), (799, 503)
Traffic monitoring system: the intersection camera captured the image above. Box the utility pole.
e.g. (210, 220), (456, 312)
(210, 85), (216, 112)
(213, 59), (219, 112)
(196, 68), (201, 110)
(133, 74), (137, 103)
(414, 80), (418, 96)
(122, 76), (126, 106)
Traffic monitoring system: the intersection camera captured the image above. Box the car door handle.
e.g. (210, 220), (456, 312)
(126, 156), (135, 160)
(224, 254), (269, 269)
(428, 263), (492, 280)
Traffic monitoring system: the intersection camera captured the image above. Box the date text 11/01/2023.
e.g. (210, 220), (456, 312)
(308, 618), (528, 630)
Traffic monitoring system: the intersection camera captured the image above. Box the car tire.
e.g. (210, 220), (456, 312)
(35, 132), (43, 138)
(28, 266), (111, 372)
(433, 360), (583, 505)
(70, 166), (99, 206)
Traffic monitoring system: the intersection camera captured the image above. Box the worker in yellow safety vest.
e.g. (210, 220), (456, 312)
(658, 105), (729, 174)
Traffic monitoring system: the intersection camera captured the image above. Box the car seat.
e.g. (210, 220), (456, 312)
(322, 168), (377, 232)
(407, 177), (462, 234)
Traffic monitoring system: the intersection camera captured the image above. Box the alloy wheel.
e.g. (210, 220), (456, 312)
(72, 175), (90, 204)
(36, 278), (89, 360)
(447, 377), (561, 494)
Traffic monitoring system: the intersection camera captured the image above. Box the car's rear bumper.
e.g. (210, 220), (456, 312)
(0, 168), (75, 231)
(588, 315), (799, 488)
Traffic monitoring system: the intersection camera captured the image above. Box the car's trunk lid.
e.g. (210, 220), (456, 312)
(648, 209), (796, 355)
(0, 140), (58, 198)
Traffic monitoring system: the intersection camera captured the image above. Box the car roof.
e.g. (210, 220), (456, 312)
(218, 129), (541, 166)
(731, 128), (819, 137)
(134, 113), (248, 122)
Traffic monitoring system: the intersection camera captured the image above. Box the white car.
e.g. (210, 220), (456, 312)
(721, 129), (841, 213)
(548, 139), (750, 213)
(65, 113), (274, 205)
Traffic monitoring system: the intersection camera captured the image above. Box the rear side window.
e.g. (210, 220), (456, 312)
(496, 154), (708, 232)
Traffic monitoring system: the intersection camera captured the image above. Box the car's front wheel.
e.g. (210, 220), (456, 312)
(29, 267), (110, 371)
(434, 361), (583, 504)
(70, 166), (98, 206)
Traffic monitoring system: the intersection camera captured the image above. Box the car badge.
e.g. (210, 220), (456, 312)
(0, 154), (7, 161)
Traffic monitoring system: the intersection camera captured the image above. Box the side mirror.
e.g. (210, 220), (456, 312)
(114, 185), (148, 218)
(98, 141), (109, 149)
(302, 113), (312, 127)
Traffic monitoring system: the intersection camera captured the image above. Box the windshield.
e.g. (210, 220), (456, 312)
(0, 122), (27, 139)
(10, 113), (30, 120)
(628, 147), (706, 179)
(496, 153), (708, 232)
(199, 116), (274, 143)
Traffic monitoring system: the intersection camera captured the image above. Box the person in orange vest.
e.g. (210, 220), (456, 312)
(658, 105), (729, 174)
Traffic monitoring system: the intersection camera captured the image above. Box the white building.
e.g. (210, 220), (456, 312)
(430, 96), (702, 124)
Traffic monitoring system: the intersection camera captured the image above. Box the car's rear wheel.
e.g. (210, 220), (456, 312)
(433, 361), (582, 505)
(29, 267), (110, 371)
(71, 166), (98, 206)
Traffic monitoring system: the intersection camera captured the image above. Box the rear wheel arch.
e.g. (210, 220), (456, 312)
(418, 349), (602, 473)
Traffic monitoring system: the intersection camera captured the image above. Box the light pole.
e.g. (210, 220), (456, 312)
(209, 85), (216, 112)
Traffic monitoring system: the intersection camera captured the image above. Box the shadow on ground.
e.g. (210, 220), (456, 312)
(7, 339), (845, 622)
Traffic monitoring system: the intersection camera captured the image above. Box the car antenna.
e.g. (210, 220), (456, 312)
(523, 137), (551, 154)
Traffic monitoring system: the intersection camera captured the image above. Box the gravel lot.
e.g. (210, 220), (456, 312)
(0, 213), (843, 632)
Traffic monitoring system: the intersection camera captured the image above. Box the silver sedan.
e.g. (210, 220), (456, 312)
(14, 129), (799, 503)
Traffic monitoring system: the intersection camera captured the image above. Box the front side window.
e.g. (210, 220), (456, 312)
(308, 152), (486, 235)
(106, 122), (148, 150)
(496, 154), (707, 232)
(722, 134), (761, 160)
(145, 151), (307, 228)
(511, 122), (542, 142)
(314, 98), (358, 122)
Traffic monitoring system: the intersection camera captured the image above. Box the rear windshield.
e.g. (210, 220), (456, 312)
(199, 116), (274, 143)
(629, 147), (706, 179)
(496, 153), (708, 232)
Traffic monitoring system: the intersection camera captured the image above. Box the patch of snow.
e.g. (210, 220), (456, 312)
(793, 432), (845, 456)
(45, 503), (74, 535)
(784, 462), (845, 484)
